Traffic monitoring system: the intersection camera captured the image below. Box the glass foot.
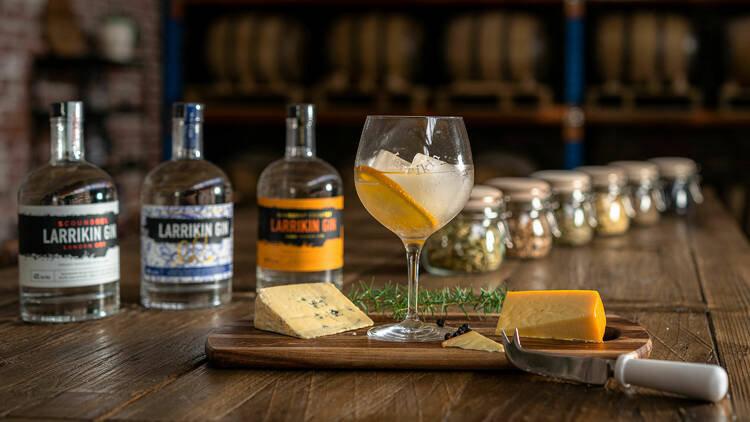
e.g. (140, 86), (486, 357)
(367, 320), (451, 342)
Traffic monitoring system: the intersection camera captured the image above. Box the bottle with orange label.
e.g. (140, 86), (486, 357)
(256, 104), (343, 290)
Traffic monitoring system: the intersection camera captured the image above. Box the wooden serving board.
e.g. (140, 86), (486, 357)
(206, 315), (652, 370)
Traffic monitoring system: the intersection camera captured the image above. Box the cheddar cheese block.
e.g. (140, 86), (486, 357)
(442, 330), (505, 352)
(254, 282), (374, 339)
(495, 290), (606, 343)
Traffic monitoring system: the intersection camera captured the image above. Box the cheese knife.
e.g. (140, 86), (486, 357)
(500, 329), (728, 403)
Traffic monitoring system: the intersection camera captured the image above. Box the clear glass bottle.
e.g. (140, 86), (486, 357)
(649, 157), (703, 216)
(610, 161), (665, 226)
(577, 166), (634, 236)
(423, 185), (511, 275)
(140, 103), (233, 309)
(18, 101), (120, 323)
(256, 104), (343, 290)
(532, 170), (596, 246)
(486, 178), (558, 259)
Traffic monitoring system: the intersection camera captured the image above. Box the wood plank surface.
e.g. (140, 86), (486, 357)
(205, 315), (651, 370)
(0, 190), (746, 421)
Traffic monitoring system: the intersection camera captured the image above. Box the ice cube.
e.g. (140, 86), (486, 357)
(410, 153), (450, 174)
(370, 150), (410, 172)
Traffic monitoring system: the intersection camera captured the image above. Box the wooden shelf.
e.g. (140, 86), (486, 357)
(585, 108), (750, 127)
(178, 0), (564, 9)
(202, 103), (750, 128)
(202, 104), (565, 127)
(180, 0), (750, 6)
(34, 55), (143, 69)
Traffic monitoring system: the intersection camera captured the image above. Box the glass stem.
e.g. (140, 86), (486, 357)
(403, 241), (423, 326)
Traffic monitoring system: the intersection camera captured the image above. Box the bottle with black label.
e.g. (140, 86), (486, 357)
(140, 103), (233, 309)
(18, 101), (120, 323)
(256, 104), (343, 290)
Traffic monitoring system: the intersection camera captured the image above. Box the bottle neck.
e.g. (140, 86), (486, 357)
(285, 117), (315, 158)
(50, 117), (84, 163)
(172, 119), (202, 160)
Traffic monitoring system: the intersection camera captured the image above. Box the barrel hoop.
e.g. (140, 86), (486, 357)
(249, 16), (263, 84)
(656, 13), (666, 83)
(350, 18), (360, 87)
(501, 13), (511, 82)
(376, 15), (387, 87)
(469, 14), (480, 80)
(623, 14), (632, 84)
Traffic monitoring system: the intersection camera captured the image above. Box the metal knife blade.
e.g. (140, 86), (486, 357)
(501, 329), (614, 385)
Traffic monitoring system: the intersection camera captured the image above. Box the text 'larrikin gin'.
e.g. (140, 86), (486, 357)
(140, 103), (234, 309)
(18, 101), (120, 323)
(256, 104), (343, 290)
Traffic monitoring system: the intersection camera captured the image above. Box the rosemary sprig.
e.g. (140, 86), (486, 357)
(347, 280), (507, 320)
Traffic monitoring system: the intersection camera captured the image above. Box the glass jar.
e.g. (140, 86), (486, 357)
(531, 170), (596, 246)
(577, 166), (633, 236)
(485, 178), (558, 259)
(610, 160), (665, 226)
(649, 157), (703, 216)
(423, 185), (511, 275)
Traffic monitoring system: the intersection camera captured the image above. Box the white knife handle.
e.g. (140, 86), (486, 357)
(614, 354), (728, 402)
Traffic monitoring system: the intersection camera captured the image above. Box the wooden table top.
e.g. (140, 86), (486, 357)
(1, 190), (748, 421)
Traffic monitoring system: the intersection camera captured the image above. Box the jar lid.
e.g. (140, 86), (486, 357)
(484, 177), (551, 202)
(530, 170), (591, 193)
(575, 165), (627, 188)
(648, 157), (698, 178)
(609, 161), (659, 182)
(464, 185), (503, 211)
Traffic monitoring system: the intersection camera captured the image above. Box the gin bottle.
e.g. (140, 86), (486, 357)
(18, 101), (120, 323)
(256, 104), (343, 290)
(140, 103), (233, 309)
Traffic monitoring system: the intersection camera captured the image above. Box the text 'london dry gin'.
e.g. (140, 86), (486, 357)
(256, 104), (343, 290)
(140, 103), (233, 309)
(18, 101), (120, 323)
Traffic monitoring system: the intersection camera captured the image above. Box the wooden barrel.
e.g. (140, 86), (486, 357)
(205, 15), (306, 90)
(326, 13), (422, 93)
(727, 16), (750, 85)
(444, 12), (546, 86)
(596, 12), (696, 93)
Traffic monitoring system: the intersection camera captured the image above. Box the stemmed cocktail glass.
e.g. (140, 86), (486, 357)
(354, 116), (474, 342)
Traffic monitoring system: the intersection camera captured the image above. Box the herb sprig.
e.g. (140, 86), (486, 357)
(347, 280), (507, 320)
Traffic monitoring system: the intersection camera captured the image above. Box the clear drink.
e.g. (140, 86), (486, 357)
(354, 157), (473, 241)
(18, 101), (120, 323)
(140, 103), (233, 309)
(256, 104), (343, 290)
(354, 116), (474, 342)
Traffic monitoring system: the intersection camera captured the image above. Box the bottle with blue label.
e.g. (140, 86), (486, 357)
(140, 103), (233, 309)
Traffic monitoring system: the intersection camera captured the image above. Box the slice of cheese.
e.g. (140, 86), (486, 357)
(495, 290), (606, 343)
(442, 330), (505, 352)
(254, 282), (374, 339)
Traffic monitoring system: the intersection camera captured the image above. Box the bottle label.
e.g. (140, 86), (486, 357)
(18, 202), (120, 288)
(141, 204), (233, 283)
(257, 197), (343, 272)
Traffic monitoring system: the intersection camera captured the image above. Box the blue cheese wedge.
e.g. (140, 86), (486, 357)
(254, 282), (374, 339)
(441, 330), (505, 352)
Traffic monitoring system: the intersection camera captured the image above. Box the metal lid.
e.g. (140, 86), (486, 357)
(610, 160), (659, 182)
(648, 157), (698, 178)
(575, 165), (627, 188)
(173, 102), (204, 122)
(531, 170), (591, 193)
(288, 103), (315, 124)
(484, 177), (551, 202)
(464, 185), (503, 211)
(50, 101), (83, 121)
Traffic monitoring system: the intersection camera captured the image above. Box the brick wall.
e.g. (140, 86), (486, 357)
(0, 0), (162, 258)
